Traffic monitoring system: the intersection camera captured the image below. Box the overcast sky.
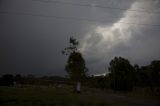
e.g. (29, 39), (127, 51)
(0, 0), (160, 76)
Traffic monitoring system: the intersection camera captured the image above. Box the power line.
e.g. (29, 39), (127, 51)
(32, 0), (160, 15)
(31, 0), (160, 24)
(1, 11), (160, 28)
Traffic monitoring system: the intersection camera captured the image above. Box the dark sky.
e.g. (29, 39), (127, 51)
(0, 0), (160, 76)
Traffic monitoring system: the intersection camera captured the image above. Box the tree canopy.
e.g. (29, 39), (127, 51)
(109, 57), (135, 91)
(62, 37), (88, 81)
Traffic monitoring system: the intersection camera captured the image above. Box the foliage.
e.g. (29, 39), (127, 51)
(85, 75), (110, 89)
(0, 74), (14, 86)
(62, 37), (79, 55)
(65, 52), (88, 81)
(150, 60), (160, 87)
(62, 37), (88, 81)
(134, 65), (152, 87)
(134, 60), (160, 95)
(109, 57), (135, 91)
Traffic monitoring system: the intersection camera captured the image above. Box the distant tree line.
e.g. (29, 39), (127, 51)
(0, 74), (70, 86)
(0, 56), (160, 95)
(0, 74), (14, 86)
(85, 57), (160, 95)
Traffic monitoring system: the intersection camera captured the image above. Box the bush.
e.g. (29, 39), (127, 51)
(0, 74), (14, 86)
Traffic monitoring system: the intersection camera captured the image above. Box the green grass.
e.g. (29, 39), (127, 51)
(0, 86), (159, 106)
(0, 86), (115, 106)
(103, 88), (160, 100)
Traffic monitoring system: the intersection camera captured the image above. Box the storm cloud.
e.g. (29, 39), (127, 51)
(0, 0), (160, 76)
(80, 0), (160, 74)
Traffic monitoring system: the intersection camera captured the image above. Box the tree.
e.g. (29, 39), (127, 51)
(135, 66), (152, 87)
(62, 37), (88, 93)
(109, 57), (135, 91)
(0, 74), (14, 86)
(150, 60), (160, 87)
(14, 74), (24, 85)
(148, 60), (160, 94)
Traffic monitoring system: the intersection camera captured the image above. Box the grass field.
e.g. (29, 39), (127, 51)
(0, 85), (115, 106)
(0, 85), (159, 106)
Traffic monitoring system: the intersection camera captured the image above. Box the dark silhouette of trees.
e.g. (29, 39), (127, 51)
(93, 76), (108, 89)
(62, 37), (88, 92)
(14, 74), (24, 85)
(0, 74), (14, 86)
(109, 57), (135, 91)
(134, 65), (151, 87)
(131, 61), (160, 95)
(65, 52), (87, 81)
(150, 60), (160, 87)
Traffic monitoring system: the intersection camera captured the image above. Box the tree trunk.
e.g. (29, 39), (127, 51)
(74, 81), (81, 93)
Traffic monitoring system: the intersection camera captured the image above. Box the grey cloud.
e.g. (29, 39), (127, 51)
(80, 0), (160, 74)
